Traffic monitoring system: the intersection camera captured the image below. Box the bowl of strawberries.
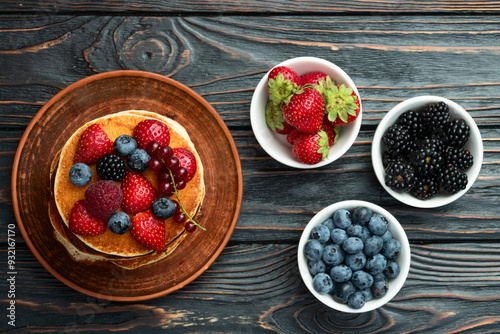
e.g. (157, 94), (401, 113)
(250, 57), (362, 168)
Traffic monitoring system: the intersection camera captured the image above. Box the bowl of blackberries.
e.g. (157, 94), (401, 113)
(297, 200), (411, 313)
(372, 96), (483, 208)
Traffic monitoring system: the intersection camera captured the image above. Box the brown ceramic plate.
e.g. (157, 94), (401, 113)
(11, 70), (243, 301)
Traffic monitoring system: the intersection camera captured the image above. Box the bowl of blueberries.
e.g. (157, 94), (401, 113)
(371, 96), (483, 208)
(297, 200), (411, 313)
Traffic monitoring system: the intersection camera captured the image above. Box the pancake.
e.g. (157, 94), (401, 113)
(51, 110), (205, 264)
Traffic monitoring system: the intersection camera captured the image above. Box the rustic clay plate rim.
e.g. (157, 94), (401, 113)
(11, 70), (243, 301)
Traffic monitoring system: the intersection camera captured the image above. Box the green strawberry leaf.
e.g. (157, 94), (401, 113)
(265, 100), (285, 132)
(267, 73), (300, 105)
(316, 130), (330, 160)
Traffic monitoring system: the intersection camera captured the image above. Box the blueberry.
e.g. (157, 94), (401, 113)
(114, 134), (138, 156)
(333, 209), (352, 230)
(372, 272), (387, 283)
(152, 197), (176, 219)
(381, 230), (393, 243)
(371, 280), (389, 298)
(322, 218), (335, 231)
(360, 287), (374, 302)
(330, 228), (348, 245)
(382, 239), (401, 259)
(352, 206), (372, 225)
(342, 237), (364, 254)
(107, 211), (131, 235)
(345, 252), (366, 271)
(312, 273), (334, 294)
(69, 163), (92, 187)
(308, 259), (327, 276)
(384, 260), (401, 279)
(351, 270), (374, 289)
(333, 281), (356, 304)
(330, 264), (352, 283)
(304, 239), (324, 261)
(364, 235), (384, 256)
(347, 291), (366, 309)
(127, 148), (151, 173)
(347, 225), (372, 242)
(311, 224), (330, 244)
(368, 213), (388, 235)
(322, 244), (345, 266)
(365, 253), (388, 275)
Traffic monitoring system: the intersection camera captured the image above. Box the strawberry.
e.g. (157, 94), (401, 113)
(320, 83), (360, 127)
(173, 147), (197, 182)
(292, 130), (330, 165)
(69, 200), (106, 236)
(301, 72), (328, 86)
(265, 100), (292, 134)
(73, 124), (114, 165)
(321, 121), (340, 146)
(130, 210), (166, 252)
(121, 172), (156, 214)
(286, 128), (306, 145)
(133, 119), (170, 150)
(267, 66), (302, 105)
(282, 88), (324, 134)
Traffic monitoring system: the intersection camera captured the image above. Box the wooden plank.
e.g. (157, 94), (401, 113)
(1, 0), (500, 13)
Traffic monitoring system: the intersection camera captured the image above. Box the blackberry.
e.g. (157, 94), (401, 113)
(444, 147), (473, 170)
(382, 124), (411, 157)
(412, 175), (439, 200)
(397, 110), (424, 138)
(438, 165), (468, 194)
(421, 101), (451, 130)
(96, 153), (127, 182)
(409, 147), (444, 177)
(382, 151), (399, 168)
(385, 160), (416, 192)
(445, 119), (470, 148)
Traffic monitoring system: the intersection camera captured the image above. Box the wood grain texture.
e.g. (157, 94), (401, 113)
(1, 11), (499, 333)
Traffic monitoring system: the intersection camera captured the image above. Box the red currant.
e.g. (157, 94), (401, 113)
(174, 166), (188, 182)
(158, 145), (173, 161)
(175, 179), (186, 190)
(173, 210), (186, 224)
(158, 170), (172, 183)
(148, 158), (163, 172)
(158, 181), (174, 196)
(146, 141), (160, 157)
(185, 222), (197, 233)
(165, 156), (179, 172)
(172, 200), (180, 214)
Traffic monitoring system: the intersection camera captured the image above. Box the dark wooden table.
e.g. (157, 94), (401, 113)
(2, 1), (500, 333)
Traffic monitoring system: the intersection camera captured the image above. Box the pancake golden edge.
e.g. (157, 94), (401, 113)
(50, 110), (205, 268)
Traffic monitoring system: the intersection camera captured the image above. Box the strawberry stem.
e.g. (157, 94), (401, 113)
(168, 169), (206, 231)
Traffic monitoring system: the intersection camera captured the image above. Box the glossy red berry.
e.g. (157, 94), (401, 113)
(148, 158), (163, 172)
(173, 210), (186, 224)
(158, 181), (174, 196)
(158, 170), (172, 183)
(185, 221), (197, 233)
(175, 180), (186, 190)
(165, 156), (179, 172)
(158, 145), (173, 161)
(146, 140), (160, 157)
(174, 166), (188, 182)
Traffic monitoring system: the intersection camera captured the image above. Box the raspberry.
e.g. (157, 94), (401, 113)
(96, 153), (127, 182)
(84, 180), (123, 218)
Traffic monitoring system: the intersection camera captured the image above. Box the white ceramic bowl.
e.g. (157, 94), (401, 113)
(372, 96), (483, 208)
(298, 200), (411, 313)
(250, 57), (362, 169)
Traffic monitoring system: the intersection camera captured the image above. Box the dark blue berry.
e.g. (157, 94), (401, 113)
(382, 239), (401, 259)
(351, 270), (374, 289)
(381, 230), (393, 243)
(308, 260), (327, 276)
(330, 228), (348, 245)
(345, 252), (366, 271)
(329, 264), (352, 283)
(360, 287), (374, 302)
(365, 253), (388, 275)
(321, 218), (335, 231)
(333, 281), (356, 304)
(152, 197), (176, 219)
(368, 213), (388, 236)
(347, 291), (366, 309)
(311, 224), (330, 244)
(342, 237), (364, 254)
(384, 260), (401, 279)
(312, 273), (334, 294)
(372, 280), (389, 298)
(322, 244), (345, 266)
(107, 211), (131, 235)
(127, 148), (151, 173)
(364, 235), (384, 256)
(304, 239), (324, 261)
(333, 209), (352, 229)
(114, 134), (138, 156)
(69, 163), (92, 187)
(352, 206), (372, 225)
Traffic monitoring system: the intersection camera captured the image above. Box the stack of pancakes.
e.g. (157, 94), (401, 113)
(49, 110), (205, 269)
